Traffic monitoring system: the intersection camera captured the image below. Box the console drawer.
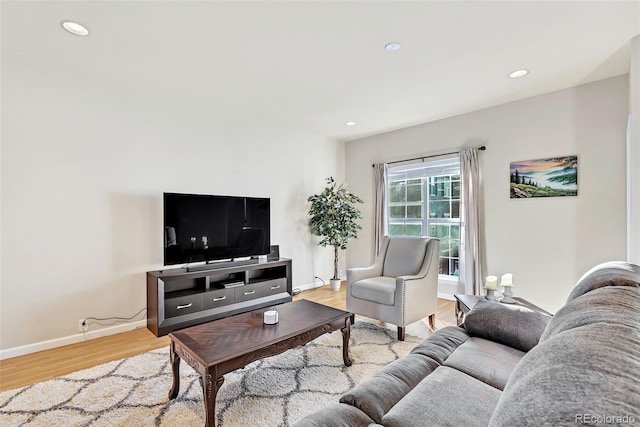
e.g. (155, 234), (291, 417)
(203, 288), (235, 310)
(235, 283), (263, 302)
(260, 278), (288, 297)
(165, 293), (202, 318)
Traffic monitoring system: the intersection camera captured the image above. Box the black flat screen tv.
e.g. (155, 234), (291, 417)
(163, 192), (270, 266)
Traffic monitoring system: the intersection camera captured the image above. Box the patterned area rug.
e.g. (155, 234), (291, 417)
(0, 322), (421, 426)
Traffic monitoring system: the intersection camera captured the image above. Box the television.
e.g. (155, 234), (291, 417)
(163, 192), (270, 266)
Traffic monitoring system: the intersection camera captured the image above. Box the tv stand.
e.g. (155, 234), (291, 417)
(147, 258), (292, 336)
(186, 259), (258, 272)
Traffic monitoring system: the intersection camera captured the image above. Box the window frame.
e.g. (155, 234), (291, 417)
(387, 158), (462, 280)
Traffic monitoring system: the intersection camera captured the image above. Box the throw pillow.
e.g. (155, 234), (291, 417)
(463, 299), (551, 352)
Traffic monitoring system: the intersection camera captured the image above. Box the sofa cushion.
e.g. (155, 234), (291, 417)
(382, 237), (428, 278)
(409, 325), (471, 364)
(566, 260), (640, 302)
(292, 403), (375, 427)
(351, 276), (396, 306)
(463, 299), (551, 352)
(339, 353), (440, 423)
(443, 337), (525, 390)
(489, 322), (640, 427)
(382, 366), (502, 427)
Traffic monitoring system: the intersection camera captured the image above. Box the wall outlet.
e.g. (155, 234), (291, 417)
(78, 319), (88, 333)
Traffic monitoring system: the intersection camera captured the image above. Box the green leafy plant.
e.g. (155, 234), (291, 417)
(308, 177), (363, 280)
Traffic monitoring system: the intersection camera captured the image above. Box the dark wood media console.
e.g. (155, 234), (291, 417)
(147, 258), (292, 336)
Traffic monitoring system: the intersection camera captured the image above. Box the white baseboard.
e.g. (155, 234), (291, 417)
(294, 282), (326, 292)
(0, 320), (147, 360)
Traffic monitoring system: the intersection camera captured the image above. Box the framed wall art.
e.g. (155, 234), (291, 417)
(510, 155), (578, 198)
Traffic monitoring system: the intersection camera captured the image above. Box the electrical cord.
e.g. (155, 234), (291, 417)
(292, 276), (326, 296)
(81, 308), (147, 330)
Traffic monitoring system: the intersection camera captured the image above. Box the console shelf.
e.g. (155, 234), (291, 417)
(147, 258), (292, 336)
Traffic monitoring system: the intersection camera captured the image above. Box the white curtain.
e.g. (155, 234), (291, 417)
(373, 163), (388, 258)
(459, 148), (482, 295)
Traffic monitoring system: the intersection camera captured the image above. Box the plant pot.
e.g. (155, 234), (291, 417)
(330, 279), (342, 291)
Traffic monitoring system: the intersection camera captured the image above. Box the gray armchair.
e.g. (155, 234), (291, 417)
(346, 236), (440, 341)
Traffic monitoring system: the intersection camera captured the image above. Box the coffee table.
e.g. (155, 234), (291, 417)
(167, 299), (353, 427)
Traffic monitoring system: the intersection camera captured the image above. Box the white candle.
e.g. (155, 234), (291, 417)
(501, 273), (513, 287)
(263, 310), (279, 325)
(485, 275), (498, 291)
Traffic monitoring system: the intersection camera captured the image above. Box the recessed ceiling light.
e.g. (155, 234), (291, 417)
(62, 21), (89, 36)
(385, 42), (401, 52)
(509, 69), (529, 79)
(345, 121), (357, 127)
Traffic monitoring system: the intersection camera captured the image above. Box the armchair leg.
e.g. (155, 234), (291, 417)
(428, 314), (436, 330)
(350, 314), (355, 325)
(397, 326), (405, 341)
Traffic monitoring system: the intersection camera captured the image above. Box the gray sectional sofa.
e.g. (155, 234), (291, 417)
(295, 261), (640, 426)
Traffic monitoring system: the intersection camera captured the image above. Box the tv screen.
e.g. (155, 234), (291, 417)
(163, 193), (270, 266)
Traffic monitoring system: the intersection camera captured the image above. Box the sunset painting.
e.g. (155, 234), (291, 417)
(510, 156), (578, 198)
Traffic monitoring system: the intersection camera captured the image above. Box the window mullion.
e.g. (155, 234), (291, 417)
(423, 178), (429, 236)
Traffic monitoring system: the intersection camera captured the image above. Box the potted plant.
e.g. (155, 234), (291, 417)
(308, 177), (363, 291)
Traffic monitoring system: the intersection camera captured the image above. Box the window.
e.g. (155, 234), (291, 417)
(388, 158), (462, 278)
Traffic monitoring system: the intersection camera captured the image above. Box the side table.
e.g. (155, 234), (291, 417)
(454, 294), (552, 326)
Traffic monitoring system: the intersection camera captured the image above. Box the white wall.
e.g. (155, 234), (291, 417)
(345, 75), (629, 313)
(0, 53), (343, 353)
(629, 35), (640, 264)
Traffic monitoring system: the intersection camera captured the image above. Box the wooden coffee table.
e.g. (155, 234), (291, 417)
(167, 299), (353, 427)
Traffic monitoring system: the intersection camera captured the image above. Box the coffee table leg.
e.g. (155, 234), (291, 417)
(168, 341), (181, 399)
(199, 371), (224, 427)
(341, 317), (353, 367)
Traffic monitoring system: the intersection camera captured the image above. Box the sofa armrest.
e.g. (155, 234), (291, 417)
(393, 238), (440, 325)
(396, 274), (420, 281)
(463, 299), (551, 352)
(347, 265), (383, 284)
(395, 273), (437, 293)
(567, 261), (640, 302)
(347, 239), (387, 285)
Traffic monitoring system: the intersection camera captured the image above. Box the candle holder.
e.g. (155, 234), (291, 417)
(484, 275), (498, 301)
(500, 286), (515, 304)
(499, 273), (514, 304)
(485, 289), (498, 301)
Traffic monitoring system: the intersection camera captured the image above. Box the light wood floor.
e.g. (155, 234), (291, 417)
(0, 285), (455, 392)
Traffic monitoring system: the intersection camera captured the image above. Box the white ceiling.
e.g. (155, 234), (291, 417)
(3, 1), (639, 142)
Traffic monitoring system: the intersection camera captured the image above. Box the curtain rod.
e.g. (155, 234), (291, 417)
(372, 145), (486, 168)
